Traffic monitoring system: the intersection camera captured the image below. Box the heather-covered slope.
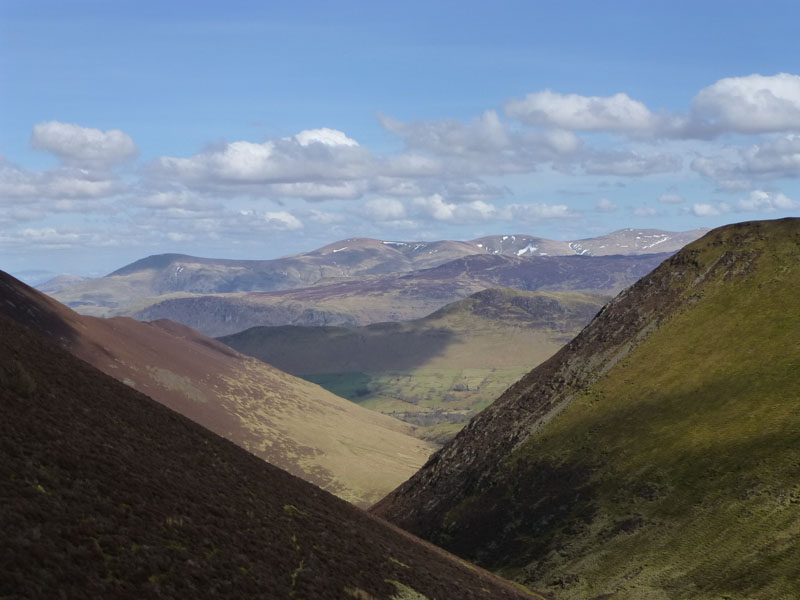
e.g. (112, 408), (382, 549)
(135, 252), (663, 336)
(374, 218), (800, 599)
(220, 288), (605, 443)
(0, 271), (435, 507)
(0, 313), (540, 600)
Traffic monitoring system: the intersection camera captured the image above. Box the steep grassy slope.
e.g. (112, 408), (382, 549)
(220, 288), (606, 443)
(0, 271), (435, 507)
(374, 218), (800, 599)
(135, 253), (663, 336)
(0, 314), (541, 600)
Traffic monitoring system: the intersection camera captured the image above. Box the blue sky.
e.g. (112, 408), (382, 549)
(2, 0), (800, 278)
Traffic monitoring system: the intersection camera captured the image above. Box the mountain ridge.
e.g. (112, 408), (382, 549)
(45, 228), (706, 318)
(373, 218), (800, 599)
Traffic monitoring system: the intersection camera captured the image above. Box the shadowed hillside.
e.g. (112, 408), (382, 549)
(220, 288), (606, 443)
(0, 271), (435, 507)
(0, 313), (542, 600)
(374, 218), (800, 599)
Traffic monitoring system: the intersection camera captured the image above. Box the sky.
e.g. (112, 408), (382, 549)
(2, 0), (800, 279)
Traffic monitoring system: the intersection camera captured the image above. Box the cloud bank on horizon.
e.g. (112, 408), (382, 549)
(1, 2), (799, 276)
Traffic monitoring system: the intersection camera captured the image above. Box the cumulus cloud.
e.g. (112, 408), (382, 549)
(503, 202), (574, 221)
(293, 128), (359, 147)
(0, 226), (122, 249)
(690, 189), (795, 217)
(505, 89), (659, 133)
(741, 135), (800, 176)
(736, 189), (795, 211)
(658, 192), (684, 204)
(0, 157), (119, 201)
(364, 197), (407, 221)
(379, 110), (511, 156)
(595, 197), (617, 212)
(31, 121), (138, 168)
(261, 210), (303, 230)
(582, 151), (682, 176)
(691, 203), (723, 217)
(379, 112), (581, 177)
(690, 73), (800, 135)
(150, 129), (372, 191)
(690, 155), (751, 191)
(409, 195), (574, 224)
(412, 195), (493, 222)
(631, 206), (660, 217)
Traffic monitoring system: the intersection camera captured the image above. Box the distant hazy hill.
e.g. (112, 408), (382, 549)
(0, 271), (434, 507)
(374, 218), (800, 599)
(134, 252), (667, 336)
(46, 228), (706, 317)
(0, 312), (539, 599)
(220, 288), (607, 443)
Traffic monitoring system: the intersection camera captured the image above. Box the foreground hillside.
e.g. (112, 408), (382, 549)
(0, 271), (434, 507)
(0, 314), (539, 600)
(374, 218), (800, 599)
(220, 288), (606, 443)
(134, 253), (663, 336)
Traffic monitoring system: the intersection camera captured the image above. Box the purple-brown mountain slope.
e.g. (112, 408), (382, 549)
(0, 311), (542, 600)
(0, 271), (435, 507)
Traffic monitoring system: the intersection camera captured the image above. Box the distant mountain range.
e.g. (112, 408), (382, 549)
(130, 252), (667, 336)
(0, 271), (434, 507)
(374, 218), (800, 599)
(0, 299), (538, 599)
(45, 228), (706, 320)
(220, 287), (607, 443)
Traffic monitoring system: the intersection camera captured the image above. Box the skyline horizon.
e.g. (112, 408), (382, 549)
(3, 1), (799, 277)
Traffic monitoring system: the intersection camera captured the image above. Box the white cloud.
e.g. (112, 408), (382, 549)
(595, 197), (617, 212)
(364, 197), (407, 221)
(505, 89), (658, 132)
(503, 202), (574, 221)
(631, 206), (659, 217)
(691, 73), (800, 135)
(262, 210), (303, 230)
(302, 209), (347, 225)
(689, 189), (794, 217)
(690, 155), (751, 191)
(380, 110), (510, 155)
(151, 129), (372, 190)
(741, 135), (800, 176)
(691, 203), (722, 217)
(0, 158), (119, 201)
(658, 193), (684, 204)
(293, 128), (359, 147)
(735, 189), (795, 211)
(31, 121), (138, 168)
(582, 151), (682, 176)
(0, 227), (119, 249)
